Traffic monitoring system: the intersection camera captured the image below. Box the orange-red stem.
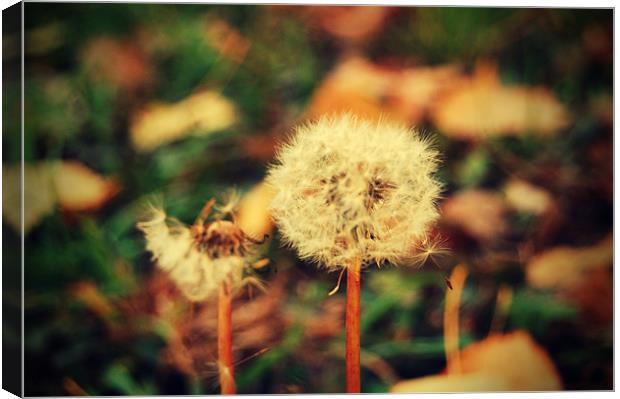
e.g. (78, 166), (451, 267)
(443, 264), (468, 375)
(345, 258), (361, 393)
(218, 279), (236, 395)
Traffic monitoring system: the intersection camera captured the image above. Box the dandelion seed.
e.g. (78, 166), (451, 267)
(411, 234), (450, 268)
(215, 189), (242, 218)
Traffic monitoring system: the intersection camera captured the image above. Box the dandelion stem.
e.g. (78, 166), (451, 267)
(345, 257), (361, 393)
(218, 278), (236, 395)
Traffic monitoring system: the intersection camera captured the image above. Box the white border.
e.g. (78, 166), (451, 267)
(0, 1), (616, 399)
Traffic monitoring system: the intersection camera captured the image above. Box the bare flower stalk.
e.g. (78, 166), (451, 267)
(345, 257), (361, 393)
(218, 278), (236, 394)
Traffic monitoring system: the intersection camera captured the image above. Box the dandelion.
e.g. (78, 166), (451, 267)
(137, 196), (267, 395)
(267, 113), (442, 392)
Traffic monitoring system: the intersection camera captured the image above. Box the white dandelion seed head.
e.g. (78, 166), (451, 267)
(267, 113), (442, 271)
(137, 203), (255, 302)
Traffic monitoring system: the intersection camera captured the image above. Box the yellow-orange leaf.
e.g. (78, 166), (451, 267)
(391, 370), (512, 393)
(391, 331), (562, 392)
(503, 178), (553, 215)
(236, 181), (276, 239)
(2, 161), (118, 234)
(388, 65), (463, 124)
(526, 234), (612, 290)
(305, 57), (400, 122)
(130, 90), (237, 152)
(2, 163), (56, 233)
(452, 331), (562, 390)
(441, 189), (508, 242)
(51, 161), (120, 212)
(432, 62), (570, 139)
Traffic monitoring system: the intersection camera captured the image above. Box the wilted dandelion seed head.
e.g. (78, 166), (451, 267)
(268, 114), (442, 271)
(137, 201), (258, 302)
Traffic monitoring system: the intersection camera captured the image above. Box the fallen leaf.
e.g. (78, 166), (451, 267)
(130, 90), (237, 152)
(236, 181), (276, 240)
(387, 65), (464, 124)
(51, 161), (120, 212)
(305, 56), (400, 122)
(526, 234), (612, 290)
(441, 189), (508, 242)
(2, 161), (119, 234)
(451, 331), (562, 390)
(2, 163), (56, 234)
(391, 331), (562, 392)
(391, 370), (512, 392)
(307, 57), (469, 125)
(503, 178), (553, 215)
(432, 62), (570, 139)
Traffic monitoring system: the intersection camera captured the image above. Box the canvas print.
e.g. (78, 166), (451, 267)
(2, 3), (613, 395)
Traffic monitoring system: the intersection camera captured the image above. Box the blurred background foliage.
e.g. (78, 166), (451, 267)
(2, 3), (612, 395)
